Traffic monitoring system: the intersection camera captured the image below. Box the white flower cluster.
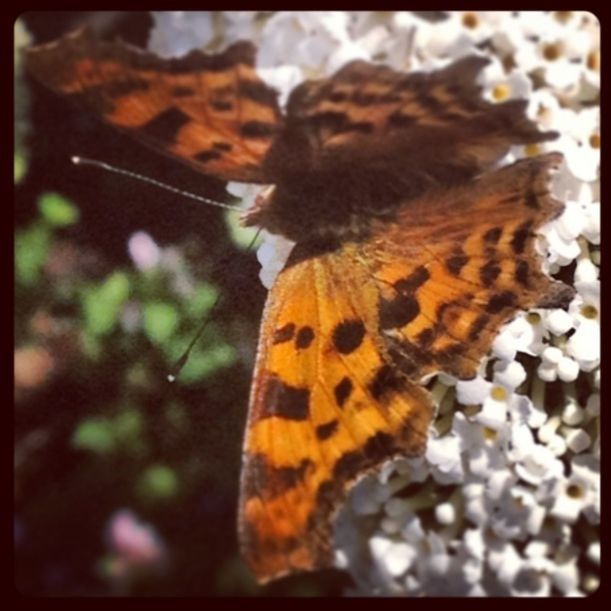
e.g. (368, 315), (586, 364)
(148, 11), (600, 596)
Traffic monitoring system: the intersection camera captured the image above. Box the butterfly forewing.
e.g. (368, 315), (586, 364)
(26, 27), (281, 183)
(264, 56), (557, 193)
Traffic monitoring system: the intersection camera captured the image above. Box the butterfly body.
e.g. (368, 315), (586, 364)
(26, 27), (573, 584)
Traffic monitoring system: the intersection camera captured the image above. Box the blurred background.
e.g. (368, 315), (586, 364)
(15, 12), (350, 596)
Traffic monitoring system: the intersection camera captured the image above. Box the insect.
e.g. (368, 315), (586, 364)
(26, 26), (573, 584)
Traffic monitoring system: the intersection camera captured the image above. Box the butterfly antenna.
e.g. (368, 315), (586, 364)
(167, 228), (262, 382)
(71, 156), (237, 211)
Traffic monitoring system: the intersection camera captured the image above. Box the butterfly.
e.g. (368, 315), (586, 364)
(26, 27), (574, 584)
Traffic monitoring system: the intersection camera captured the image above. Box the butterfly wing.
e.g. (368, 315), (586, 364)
(359, 152), (574, 381)
(264, 56), (556, 195)
(26, 27), (281, 183)
(239, 241), (433, 583)
(239, 153), (572, 583)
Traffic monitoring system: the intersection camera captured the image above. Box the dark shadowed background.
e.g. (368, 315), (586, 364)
(15, 11), (350, 596)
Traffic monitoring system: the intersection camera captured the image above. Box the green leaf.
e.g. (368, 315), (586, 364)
(99, 271), (131, 303)
(81, 272), (131, 336)
(178, 343), (237, 383)
(14, 152), (27, 184)
(137, 465), (179, 500)
(15, 223), (51, 286)
(142, 302), (179, 344)
(38, 192), (80, 227)
(185, 284), (219, 319)
(72, 418), (115, 454)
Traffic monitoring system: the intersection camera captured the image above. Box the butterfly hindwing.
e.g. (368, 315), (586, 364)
(239, 242), (432, 582)
(26, 27), (281, 183)
(359, 153), (574, 381)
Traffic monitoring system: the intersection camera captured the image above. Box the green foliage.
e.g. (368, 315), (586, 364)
(72, 417), (116, 454)
(143, 302), (179, 345)
(71, 408), (145, 455)
(165, 326), (237, 383)
(38, 192), (80, 227)
(15, 222), (51, 287)
(81, 272), (131, 336)
(14, 152), (26, 184)
(137, 464), (179, 501)
(185, 284), (218, 319)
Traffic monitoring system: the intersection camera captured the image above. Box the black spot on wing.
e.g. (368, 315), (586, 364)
(262, 375), (310, 420)
(307, 111), (374, 134)
(468, 313), (491, 341)
(511, 221), (533, 254)
(486, 291), (517, 314)
(240, 121), (277, 138)
(368, 364), (406, 401)
(446, 253), (469, 276)
(333, 319), (366, 354)
(516, 260), (530, 286)
(213, 141), (233, 151)
(211, 99), (234, 112)
(483, 227), (502, 244)
(295, 326), (315, 349)
(238, 79), (278, 108)
(140, 107), (190, 142)
(315, 420), (339, 441)
(273, 323), (295, 345)
(333, 432), (399, 480)
(193, 149), (223, 163)
(394, 266), (430, 293)
(379, 294), (420, 330)
(334, 377), (353, 408)
(480, 260), (501, 287)
(416, 327), (436, 347)
(243, 454), (313, 499)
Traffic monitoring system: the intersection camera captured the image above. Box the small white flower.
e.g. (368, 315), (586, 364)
(425, 434), (464, 484)
(563, 428), (591, 454)
(505, 312), (549, 357)
(149, 11), (214, 57)
(487, 540), (523, 587)
(384, 541), (417, 577)
(493, 360), (527, 390)
(455, 375), (491, 405)
(586, 541), (600, 565)
(513, 434), (564, 485)
(566, 280), (600, 371)
(574, 258), (599, 284)
(435, 502), (455, 525)
(549, 474), (595, 524)
(543, 309), (573, 335)
(580, 201), (600, 245)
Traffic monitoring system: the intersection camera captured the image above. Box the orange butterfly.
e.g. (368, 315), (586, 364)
(26, 27), (573, 583)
